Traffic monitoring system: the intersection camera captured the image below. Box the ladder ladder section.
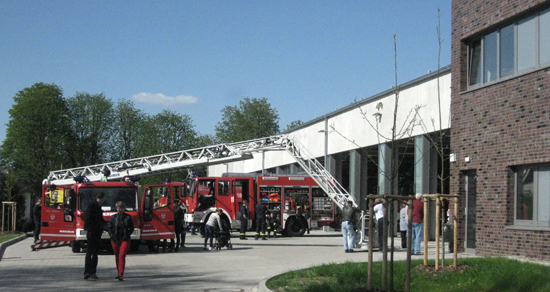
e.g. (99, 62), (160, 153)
(284, 137), (357, 209)
(48, 143), (256, 184)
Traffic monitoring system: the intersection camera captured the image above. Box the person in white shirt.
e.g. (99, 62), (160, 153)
(373, 199), (385, 252)
(399, 203), (409, 249)
(204, 208), (223, 250)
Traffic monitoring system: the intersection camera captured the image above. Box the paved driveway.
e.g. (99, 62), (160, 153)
(0, 230), (375, 291)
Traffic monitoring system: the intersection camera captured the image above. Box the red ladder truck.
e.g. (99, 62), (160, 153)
(38, 135), (359, 251)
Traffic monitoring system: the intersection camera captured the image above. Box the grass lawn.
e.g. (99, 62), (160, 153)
(267, 257), (550, 292)
(0, 232), (24, 244)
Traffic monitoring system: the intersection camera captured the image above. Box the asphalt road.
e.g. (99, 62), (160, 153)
(0, 230), (454, 292)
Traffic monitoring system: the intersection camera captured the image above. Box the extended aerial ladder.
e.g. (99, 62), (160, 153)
(47, 135), (357, 209)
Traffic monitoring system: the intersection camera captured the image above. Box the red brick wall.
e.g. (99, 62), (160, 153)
(451, 0), (550, 259)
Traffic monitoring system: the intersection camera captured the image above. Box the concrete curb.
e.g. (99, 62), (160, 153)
(0, 233), (30, 262)
(258, 276), (274, 292)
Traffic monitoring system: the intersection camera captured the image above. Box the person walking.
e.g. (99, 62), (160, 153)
(399, 203), (409, 249)
(108, 201), (134, 281)
(239, 200), (249, 240)
(373, 199), (385, 252)
(174, 201), (186, 250)
(341, 200), (357, 253)
(255, 202), (267, 240)
(33, 198), (42, 243)
(204, 208), (223, 250)
(84, 192), (106, 280)
(411, 193), (424, 255)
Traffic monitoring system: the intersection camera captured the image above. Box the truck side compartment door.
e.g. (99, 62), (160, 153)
(40, 185), (76, 242)
(140, 185), (175, 241)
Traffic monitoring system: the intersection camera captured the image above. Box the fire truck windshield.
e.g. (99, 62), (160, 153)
(78, 187), (138, 212)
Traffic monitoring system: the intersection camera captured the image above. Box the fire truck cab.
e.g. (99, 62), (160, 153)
(40, 178), (141, 253)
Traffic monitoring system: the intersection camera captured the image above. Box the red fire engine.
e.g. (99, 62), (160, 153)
(39, 177), (141, 253)
(185, 174), (338, 236)
(37, 135), (359, 250)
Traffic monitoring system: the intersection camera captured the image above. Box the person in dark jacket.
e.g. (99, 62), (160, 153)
(255, 202), (267, 240)
(267, 212), (281, 238)
(174, 201), (186, 251)
(108, 201), (135, 281)
(33, 198), (42, 242)
(341, 200), (358, 253)
(84, 192), (106, 280)
(239, 200), (249, 240)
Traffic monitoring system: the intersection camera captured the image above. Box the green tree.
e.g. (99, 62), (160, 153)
(110, 99), (148, 161)
(66, 92), (114, 166)
(285, 120), (303, 131)
(215, 97), (280, 142)
(137, 110), (199, 184)
(1, 83), (72, 193)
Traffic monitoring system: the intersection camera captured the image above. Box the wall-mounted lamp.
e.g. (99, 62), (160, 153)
(450, 153), (456, 163)
(465, 156), (471, 163)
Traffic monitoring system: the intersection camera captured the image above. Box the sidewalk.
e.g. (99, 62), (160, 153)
(0, 230), (471, 292)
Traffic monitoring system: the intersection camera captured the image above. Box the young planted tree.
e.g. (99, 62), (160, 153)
(330, 35), (424, 292)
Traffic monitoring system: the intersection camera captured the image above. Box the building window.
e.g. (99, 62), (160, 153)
(467, 8), (550, 88)
(515, 164), (550, 227)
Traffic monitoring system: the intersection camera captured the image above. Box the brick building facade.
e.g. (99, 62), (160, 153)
(451, 0), (550, 259)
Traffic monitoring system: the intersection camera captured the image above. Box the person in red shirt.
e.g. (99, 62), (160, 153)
(411, 193), (424, 255)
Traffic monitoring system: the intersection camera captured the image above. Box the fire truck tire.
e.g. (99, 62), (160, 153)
(71, 241), (81, 253)
(285, 217), (306, 237)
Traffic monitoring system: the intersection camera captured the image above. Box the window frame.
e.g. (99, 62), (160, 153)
(467, 8), (550, 90)
(514, 164), (550, 228)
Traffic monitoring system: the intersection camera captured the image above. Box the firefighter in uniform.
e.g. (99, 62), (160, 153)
(255, 202), (267, 240)
(239, 200), (249, 240)
(267, 211), (281, 238)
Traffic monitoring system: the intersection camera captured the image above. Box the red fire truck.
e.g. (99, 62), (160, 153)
(39, 177), (141, 253)
(140, 181), (188, 251)
(185, 174), (338, 236)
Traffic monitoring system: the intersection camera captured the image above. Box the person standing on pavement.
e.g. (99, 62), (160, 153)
(239, 200), (249, 240)
(108, 201), (134, 281)
(411, 193), (424, 255)
(255, 202), (267, 240)
(204, 208), (223, 250)
(399, 203), (409, 249)
(33, 198), (42, 243)
(84, 192), (107, 280)
(341, 200), (357, 253)
(373, 199), (385, 252)
(174, 201), (186, 250)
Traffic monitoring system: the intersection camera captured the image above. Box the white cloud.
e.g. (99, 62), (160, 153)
(131, 92), (199, 106)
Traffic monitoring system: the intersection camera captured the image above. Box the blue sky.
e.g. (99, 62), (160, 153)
(0, 1), (451, 144)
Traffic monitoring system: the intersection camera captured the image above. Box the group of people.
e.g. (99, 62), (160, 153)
(340, 193), (425, 255)
(238, 200), (281, 241)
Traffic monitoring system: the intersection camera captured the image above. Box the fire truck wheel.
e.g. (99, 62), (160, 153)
(71, 241), (81, 253)
(285, 217), (306, 237)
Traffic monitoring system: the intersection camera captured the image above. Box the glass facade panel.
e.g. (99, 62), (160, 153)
(516, 166), (534, 221)
(537, 167), (550, 222)
(518, 16), (536, 71)
(500, 24), (515, 78)
(540, 9), (550, 64)
(469, 39), (482, 86)
(484, 32), (498, 82)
